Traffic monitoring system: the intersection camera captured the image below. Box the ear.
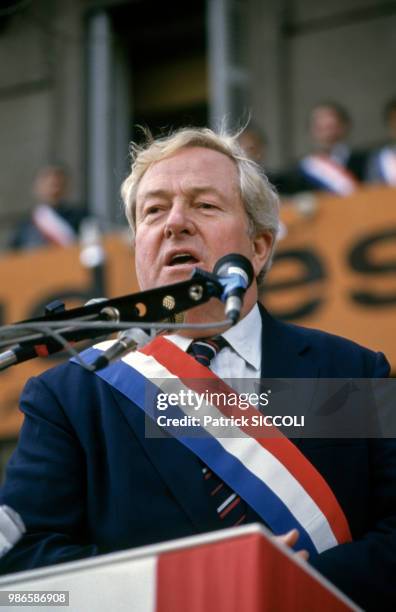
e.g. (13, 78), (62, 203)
(251, 230), (274, 278)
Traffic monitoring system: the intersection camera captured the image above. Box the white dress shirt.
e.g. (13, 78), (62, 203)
(166, 303), (262, 382)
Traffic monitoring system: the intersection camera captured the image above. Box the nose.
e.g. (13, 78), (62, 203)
(163, 202), (195, 239)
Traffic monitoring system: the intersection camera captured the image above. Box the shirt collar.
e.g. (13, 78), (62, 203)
(165, 303), (262, 371)
(222, 303), (261, 370)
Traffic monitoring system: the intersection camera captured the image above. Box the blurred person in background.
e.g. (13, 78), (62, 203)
(237, 122), (287, 197)
(366, 98), (396, 186)
(8, 164), (88, 251)
(237, 122), (267, 166)
(278, 101), (368, 197)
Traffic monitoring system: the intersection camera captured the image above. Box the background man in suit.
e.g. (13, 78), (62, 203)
(0, 128), (394, 610)
(8, 164), (88, 251)
(236, 121), (287, 195)
(237, 122), (267, 166)
(278, 101), (368, 196)
(366, 97), (396, 186)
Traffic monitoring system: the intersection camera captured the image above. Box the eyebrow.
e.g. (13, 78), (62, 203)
(139, 186), (225, 202)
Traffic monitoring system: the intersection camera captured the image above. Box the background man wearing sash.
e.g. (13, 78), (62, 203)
(0, 128), (395, 610)
(366, 97), (396, 186)
(278, 102), (368, 196)
(8, 164), (88, 251)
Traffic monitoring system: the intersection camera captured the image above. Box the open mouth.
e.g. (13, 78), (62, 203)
(168, 253), (199, 266)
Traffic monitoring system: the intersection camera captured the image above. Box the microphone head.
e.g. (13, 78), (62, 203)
(213, 253), (254, 287)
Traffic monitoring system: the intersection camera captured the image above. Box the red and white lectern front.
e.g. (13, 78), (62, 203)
(0, 523), (361, 611)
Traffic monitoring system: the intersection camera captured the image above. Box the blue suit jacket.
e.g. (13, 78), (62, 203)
(0, 307), (395, 610)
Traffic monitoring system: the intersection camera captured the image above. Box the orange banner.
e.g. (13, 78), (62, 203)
(263, 186), (396, 369)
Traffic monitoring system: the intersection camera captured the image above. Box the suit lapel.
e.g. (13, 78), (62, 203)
(258, 304), (320, 448)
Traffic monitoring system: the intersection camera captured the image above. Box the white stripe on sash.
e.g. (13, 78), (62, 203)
(301, 155), (357, 195)
(32, 204), (76, 246)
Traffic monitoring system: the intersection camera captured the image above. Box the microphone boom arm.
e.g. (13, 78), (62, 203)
(19, 269), (223, 327)
(0, 270), (225, 371)
(0, 256), (253, 371)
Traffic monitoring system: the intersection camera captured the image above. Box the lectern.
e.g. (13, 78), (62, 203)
(0, 523), (360, 611)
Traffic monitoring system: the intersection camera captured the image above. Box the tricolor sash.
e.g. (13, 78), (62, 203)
(32, 204), (76, 246)
(378, 147), (396, 186)
(73, 336), (351, 556)
(300, 154), (358, 195)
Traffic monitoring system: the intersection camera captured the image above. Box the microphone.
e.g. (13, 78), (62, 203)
(0, 343), (56, 371)
(92, 327), (151, 371)
(213, 254), (254, 324)
(0, 505), (25, 558)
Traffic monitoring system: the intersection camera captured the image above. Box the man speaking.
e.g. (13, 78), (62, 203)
(0, 128), (395, 610)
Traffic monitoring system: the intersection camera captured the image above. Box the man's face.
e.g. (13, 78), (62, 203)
(134, 147), (272, 318)
(310, 107), (348, 150)
(34, 169), (68, 206)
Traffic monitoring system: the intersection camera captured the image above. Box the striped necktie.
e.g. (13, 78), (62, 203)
(188, 337), (247, 527)
(187, 336), (228, 367)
